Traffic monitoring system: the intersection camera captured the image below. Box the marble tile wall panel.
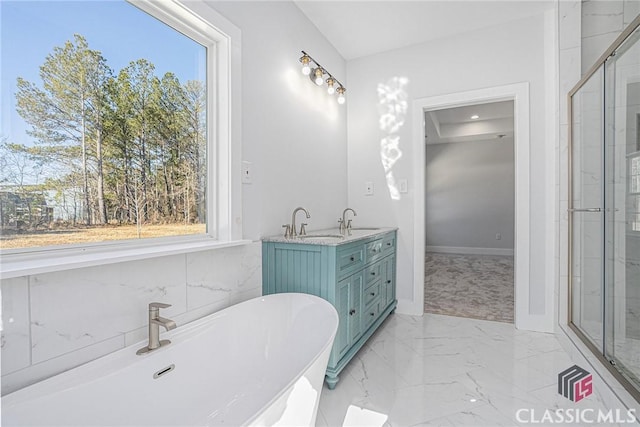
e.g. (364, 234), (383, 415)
(580, 0), (635, 74)
(624, 0), (640, 26)
(1, 277), (31, 375)
(1, 242), (262, 395)
(560, 0), (582, 50)
(29, 254), (187, 364)
(582, 0), (624, 39)
(186, 242), (261, 310)
(559, 48), (581, 120)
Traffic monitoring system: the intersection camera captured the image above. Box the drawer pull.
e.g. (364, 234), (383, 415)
(371, 272), (376, 276)
(349, 309), (356, 316)
(386, 242), (392, 246)
(370, 292), (376, 296)
(387, 280), (392, 284)
(369, 312), (375, 317)
(350, 256), (355, 262)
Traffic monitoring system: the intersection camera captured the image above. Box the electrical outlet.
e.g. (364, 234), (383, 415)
(241, 161), (252, 184)
(365, 181), (374, 196)
(495, 233), (502, 240)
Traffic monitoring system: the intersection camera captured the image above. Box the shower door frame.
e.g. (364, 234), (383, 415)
(567, 14), (640, 403)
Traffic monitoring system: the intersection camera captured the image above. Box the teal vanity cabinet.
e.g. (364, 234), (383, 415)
(262, 229), (397, 389)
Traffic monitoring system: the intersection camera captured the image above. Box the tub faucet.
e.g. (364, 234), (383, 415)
(136, 302), (176, 355)
(288, 207), (310, 237)
(339, 208), (357, 235)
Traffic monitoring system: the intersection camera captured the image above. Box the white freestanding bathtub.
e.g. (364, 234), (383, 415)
(2, 293), (338, 426)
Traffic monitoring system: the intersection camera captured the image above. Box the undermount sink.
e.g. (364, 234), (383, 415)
(350, 227), (381, 231)
(298, 234), (344, 241)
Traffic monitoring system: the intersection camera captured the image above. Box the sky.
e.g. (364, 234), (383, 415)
(1, 0), (207, 145)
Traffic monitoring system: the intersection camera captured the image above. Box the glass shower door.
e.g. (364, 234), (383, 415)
(570, 65), (605, 348)
(604, 24), (640, 390)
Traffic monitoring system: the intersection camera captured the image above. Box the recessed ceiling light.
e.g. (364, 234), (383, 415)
(470, 115), (479, 120)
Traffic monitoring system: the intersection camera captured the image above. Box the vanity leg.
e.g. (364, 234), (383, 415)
(325, 374), (339, 390)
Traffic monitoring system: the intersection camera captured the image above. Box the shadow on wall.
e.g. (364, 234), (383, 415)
(377, 77), (409, 200)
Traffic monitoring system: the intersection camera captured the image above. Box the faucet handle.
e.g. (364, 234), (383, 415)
(282, 224), (291, 238)
(149, 302), (171, 310)
(300, 223), (307, 236)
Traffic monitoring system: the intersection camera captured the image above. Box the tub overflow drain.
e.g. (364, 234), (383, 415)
(153, 364), (175, 379)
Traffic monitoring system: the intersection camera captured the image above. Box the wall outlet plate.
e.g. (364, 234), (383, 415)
(242, 161), (252, 184)
(365, 181), (374, 195)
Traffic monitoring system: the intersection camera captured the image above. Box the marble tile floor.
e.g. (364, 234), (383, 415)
(317, 313), (638, 427)
(424, 252), (514, 323)
(613, 338), (640, 391)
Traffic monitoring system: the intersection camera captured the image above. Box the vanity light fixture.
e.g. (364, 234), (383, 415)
(298, 50), (346, 104)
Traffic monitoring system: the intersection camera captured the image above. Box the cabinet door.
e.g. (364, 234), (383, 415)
(334, 278), (351, 358)
(349, 272), (364, 347)
(335, 272), (364, 360)
(382, 255), (396, 307)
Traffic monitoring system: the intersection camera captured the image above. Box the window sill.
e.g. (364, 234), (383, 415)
(0, 238), (253, 280)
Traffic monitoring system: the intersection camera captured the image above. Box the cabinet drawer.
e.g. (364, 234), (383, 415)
(365, 262), (382, 284)
(337, 247), (364, 278)
(364, 282), (381, 307)
(365, 239), (384, 263)
(363, 300), (381, 330)
(381, 234), (396, 256)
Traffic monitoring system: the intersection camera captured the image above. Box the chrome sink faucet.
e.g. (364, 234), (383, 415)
(136, 302), (176, 355)
(339, 208), (357, 235)
(284, 207), (310, 238)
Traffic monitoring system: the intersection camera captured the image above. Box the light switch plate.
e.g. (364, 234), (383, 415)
(399, 179), (408, 193)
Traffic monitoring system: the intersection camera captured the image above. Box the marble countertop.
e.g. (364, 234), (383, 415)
(262, 227), (397, 246)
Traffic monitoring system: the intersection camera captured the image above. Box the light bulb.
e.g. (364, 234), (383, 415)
(336, 86), (346, 104)
(300, 54), (311, 75)
(326, 77), (335, 94)
(313, 68), (324, 86)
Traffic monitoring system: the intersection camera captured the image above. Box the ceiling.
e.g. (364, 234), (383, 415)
(294, 1), (555, 60)
(425, 100), (514, 145)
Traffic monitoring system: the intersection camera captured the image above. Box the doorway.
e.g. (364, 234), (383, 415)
(412, 83), (534, 330)
(423, 101), (515, 323)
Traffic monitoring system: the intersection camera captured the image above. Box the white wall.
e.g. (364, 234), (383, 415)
(209, 2), (348, 239)
(0, 1), (348, 395)
(346, 12), (556, 326)
(425, 139), (515, 253)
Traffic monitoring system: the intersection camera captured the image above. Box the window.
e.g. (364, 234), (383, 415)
(1, 0), (234, 255)
(1, 0), (240, 276)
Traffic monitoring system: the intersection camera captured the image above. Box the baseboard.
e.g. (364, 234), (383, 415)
(396, 298), (424, 316)
(426, 245), (514, 256)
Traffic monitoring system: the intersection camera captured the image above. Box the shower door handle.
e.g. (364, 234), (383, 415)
(568, 208), (602, 212)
